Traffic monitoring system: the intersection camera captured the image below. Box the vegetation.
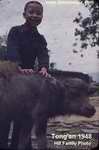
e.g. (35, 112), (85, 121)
(0, 35), (7, 60)
(73, 0), (99, 58)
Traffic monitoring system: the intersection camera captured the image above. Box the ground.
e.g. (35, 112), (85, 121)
(31, 96), (99, 150)
(8, 96), (99, 149)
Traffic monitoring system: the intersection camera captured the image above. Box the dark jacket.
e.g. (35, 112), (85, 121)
(7, 24), (49, 70)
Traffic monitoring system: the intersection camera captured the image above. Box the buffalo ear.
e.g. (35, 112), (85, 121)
(63, 78), (89, 96)
(64, 82), (80, 96)
(88, 84), (97, 95)
(0, 71), (13, 80)
(0, 72), (7, 79)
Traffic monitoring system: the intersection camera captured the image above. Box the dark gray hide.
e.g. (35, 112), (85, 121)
(0, 71), (96, 150)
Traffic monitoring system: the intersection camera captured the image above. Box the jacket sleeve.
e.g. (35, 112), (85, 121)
(37, 35), (49, 71)
(7, 27), (21, 62)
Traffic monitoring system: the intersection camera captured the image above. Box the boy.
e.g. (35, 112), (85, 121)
(7, 0), (49, 77)
(6, 1), (49, 149)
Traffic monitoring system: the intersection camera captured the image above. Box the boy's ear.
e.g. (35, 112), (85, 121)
(23, 12), (26, 18)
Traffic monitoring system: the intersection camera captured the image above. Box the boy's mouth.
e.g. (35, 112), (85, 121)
(28, 18), (42, 26)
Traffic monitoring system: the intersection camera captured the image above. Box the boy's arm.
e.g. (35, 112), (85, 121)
(7, 27), (34, 75)
(37, 35), (49, 72)
(7, 27), (21, 62)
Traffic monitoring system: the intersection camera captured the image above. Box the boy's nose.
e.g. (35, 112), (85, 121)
(31, 13), (38, 17)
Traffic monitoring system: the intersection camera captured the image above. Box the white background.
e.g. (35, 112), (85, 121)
(0, 0), (99, 81)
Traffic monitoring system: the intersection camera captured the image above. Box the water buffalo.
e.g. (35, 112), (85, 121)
(0, 61), (96, 150)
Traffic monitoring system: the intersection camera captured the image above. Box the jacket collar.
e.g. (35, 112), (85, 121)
(21, 23), (38, 34)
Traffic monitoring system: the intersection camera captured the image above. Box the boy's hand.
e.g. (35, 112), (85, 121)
(39, 67), (50, 77)
(18, 67), (34, 75)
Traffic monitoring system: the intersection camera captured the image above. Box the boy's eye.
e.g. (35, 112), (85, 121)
(28, 10), (42, 16)
(36, 11), (42, 15)
(29, 10), (34, 14)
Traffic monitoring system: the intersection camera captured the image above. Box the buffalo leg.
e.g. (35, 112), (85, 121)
(35, 117), (47, 150)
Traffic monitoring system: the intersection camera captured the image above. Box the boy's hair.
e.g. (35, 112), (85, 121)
(24, 1), (43, 12)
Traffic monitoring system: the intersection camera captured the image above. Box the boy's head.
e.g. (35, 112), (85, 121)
(23, 1), (43, 27)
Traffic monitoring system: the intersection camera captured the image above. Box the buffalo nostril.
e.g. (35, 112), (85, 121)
(81, 105), (96, 117)
(86, 105), (96, 117)
(88, 85), (97, 95)
(91, 106), (96, 114)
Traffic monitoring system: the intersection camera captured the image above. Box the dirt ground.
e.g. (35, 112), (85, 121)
(31, 96), (99, 150)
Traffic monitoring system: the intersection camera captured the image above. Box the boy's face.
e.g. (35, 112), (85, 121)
(23, 3), (43, 27)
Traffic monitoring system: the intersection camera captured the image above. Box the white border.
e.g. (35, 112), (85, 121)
(45, 0), (80, 4)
